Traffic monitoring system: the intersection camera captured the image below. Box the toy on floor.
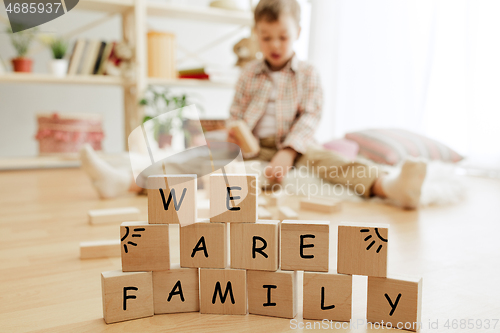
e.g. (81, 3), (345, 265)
(100, 174), (423, 331)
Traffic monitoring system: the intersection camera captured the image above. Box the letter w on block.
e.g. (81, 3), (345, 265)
(148, 175), (197, 226)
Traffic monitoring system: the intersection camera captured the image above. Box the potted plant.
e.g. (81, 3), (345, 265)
(41, 35), (69, 77)
(7, 25), (37, 73)
(139, 86), (203, 148)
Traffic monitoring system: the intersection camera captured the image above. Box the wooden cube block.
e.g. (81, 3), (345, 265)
(200, 268), (247, 315)
(180, 220), (226, 268)
(210, 174), (257, 223)
(303, 272), (352, 322)
(337, 222), (389, 277)
(278, 206), (298, 220)
(258, 206), (272, 219)
(148, 175), (197, 225)
(88, 207), (140, 225)
(152, 264), (199, 314)
(230, 120), (260, 155)
(247, 270), (297, 318)
(267, 192), (284, 206)
(367, 276), (423, 332)
(120, 222), (169, 272)
(230, 220), (279, 271)
(80, 239), (120, 259)
(300, 197), (341, 213)
(280, 220), (329, 272)
(101, 270), (153, 324)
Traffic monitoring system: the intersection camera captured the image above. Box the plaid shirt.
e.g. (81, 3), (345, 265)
(229, 55), (323, 154)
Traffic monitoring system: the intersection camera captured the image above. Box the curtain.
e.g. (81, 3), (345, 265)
(308, 0), (500, 165)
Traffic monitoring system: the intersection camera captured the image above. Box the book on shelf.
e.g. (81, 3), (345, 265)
(178, 73), (210, 80)
(178, 67), (205, 76)
(66, 39), (118, 76)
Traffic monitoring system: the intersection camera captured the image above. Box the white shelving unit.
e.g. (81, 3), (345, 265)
(0, 0), (253, 145)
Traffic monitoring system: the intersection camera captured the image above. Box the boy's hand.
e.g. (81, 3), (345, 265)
(227, 128), (240, 145)
(264, 148), (298, 183)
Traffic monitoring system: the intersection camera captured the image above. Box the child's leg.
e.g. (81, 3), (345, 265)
(299, 147), (426, 209)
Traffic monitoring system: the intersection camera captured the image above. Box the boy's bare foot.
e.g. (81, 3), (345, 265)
(380, 159), (427, 209)
(80, 144), (131, 199)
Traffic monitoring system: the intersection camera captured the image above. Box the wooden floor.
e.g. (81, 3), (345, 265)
(0, 168), (499, 332)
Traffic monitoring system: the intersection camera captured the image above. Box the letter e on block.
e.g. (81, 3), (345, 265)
(367, 276), (423, 332)
(280, 220), (329, 272)
(101, 270), (153, 324)
(337, 222), (389, 277)
(210, 174), (257, 223)
(148, 175), (197, 225)
(200, 268), (247, 315)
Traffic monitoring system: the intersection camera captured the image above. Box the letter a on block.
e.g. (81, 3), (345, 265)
(148, 175), (197, 226)
(152, 264), (199, 314)
(101, 270), (153, 324)
(367, 276), (423, 332)
(210, 174), (257, 223)
(200, 269), (247, 315)
(180, 219), (226, 269)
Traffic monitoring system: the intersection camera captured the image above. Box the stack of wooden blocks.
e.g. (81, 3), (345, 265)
(101, 174), (422, 331)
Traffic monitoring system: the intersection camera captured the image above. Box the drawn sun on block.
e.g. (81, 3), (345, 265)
(360, 228), (388, 253)
(121, 226), (145, 253)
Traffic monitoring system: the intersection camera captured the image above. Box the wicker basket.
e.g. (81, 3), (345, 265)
(35, 112), (104, 155)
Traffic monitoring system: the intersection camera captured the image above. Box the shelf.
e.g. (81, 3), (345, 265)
(148, 77), (235, 89)
(147, 2), (253, 26)
(75, 0), (134, 13)
(0, 73), (127, 86)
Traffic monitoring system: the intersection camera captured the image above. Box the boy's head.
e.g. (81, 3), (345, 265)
(254, 0), (301, 71)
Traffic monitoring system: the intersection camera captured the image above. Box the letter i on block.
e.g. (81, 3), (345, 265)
(148, 175), (197, 225)
(210, 174), (258, 223)
(303, 272), (352, 322)
(121, 222), (169, 272)
(101, 270), (153, 324)
(247, 270), (298, 318)
(200, 268), (247, 315)
(337, 222), (389, 277)
(280, 220), (330, 272)
(367, 276), (423, 331)
(152, 264), (199, 314)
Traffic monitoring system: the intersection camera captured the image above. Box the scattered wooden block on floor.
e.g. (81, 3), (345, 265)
(120, 222), (169, 272)
(247, 270), (297, 318)
(258, 196), (267, 206)
(337, 222), (389, 277)
(180, 219), (226, 268)
(258, 206), (272, 219)
(101, 270), (153, 324)
(152, 264), (199, 314)
(281, 220), (330, 272)
(147, 175), (197, 225)
(80, 239), (120, 259)
(200, 268), (247, 315)
(210, 174), (258, 223)
(231, 220), (279, 271)
(88, 207), (140, 225)
(267, 192), (284, 206)
(303, 272), (352, 322)
(300, 197), (341, 213)
(230, 120), (260, 155)
(278, 206), (298, 220)
(367, 276), (422, 332)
